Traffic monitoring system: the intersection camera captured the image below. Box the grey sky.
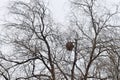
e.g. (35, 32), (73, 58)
(1, 0), (119, 24)
(0, 0), (70, 24)
(0, 0), (9, 21)
(49, 0), (70, 23)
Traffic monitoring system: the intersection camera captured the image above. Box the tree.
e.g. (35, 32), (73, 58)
(1, 0), (59, 79)
(70, 0), (120, 80)
(0, 0), (120, 80)
(1, 0), (79, 80)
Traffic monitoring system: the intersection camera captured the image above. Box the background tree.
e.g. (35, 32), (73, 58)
(0, 0), (62, 79)
(0, 0), (79, 80)
(69, 0), (120, 80)
(0, 0), (120, 80)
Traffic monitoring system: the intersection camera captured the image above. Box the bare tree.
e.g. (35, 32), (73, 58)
(1, 0), (79, 80)
(0, 0), (120, 80)
(69, 0), (120, 80)
(1, 0), (59, 80)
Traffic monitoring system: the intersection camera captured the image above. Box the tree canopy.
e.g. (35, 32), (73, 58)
(0, 0), (120, 80)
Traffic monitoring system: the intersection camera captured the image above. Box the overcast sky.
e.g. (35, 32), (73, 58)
(0, 0), (70, 25)
(0, 0), (120, 24)
(49, 0), (70, 23)
(0, 0), (8, 22)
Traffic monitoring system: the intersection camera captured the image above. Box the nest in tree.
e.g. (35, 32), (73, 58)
(66, 42), (74, 51)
